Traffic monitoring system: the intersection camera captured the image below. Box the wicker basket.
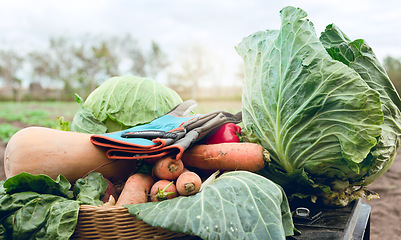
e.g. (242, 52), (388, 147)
(71, 205), (195, 239)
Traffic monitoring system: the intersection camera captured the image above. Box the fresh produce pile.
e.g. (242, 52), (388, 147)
(1, 76), (294, 239)
(1, 5), (400, 240)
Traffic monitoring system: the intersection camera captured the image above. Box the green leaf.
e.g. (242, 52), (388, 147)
(0, 192), (41, 216)
(0, 173), (106, 239)
(74, 93), (83, 105)
(33, 200), (80, 240)
(0, 192), (80, 240)
(0, 224), (5, 239)
(56, 116), (70, 131)
(74, 172), (107, 206)
(12, 195), (63, 239)
(70, 106), (108, 134)
(126, 171), (295, 239)
(320, 24), (401, 185)
(0, 180), (5, 197)
(3, 173), (73, 199)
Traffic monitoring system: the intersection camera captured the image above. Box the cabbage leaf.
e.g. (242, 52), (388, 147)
(319, 24), (401, 184)
(126, 171), (295, 240)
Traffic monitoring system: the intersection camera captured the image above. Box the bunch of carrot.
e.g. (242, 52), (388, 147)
(113, 142), (267, 207)
(115, 155), (202, 206)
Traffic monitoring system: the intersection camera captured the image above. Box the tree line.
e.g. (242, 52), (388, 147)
(1, 33), (401, 102)
(384, 56), (401, 95)
(0, 34), (236, 102)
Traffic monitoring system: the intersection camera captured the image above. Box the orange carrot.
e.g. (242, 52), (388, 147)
(176, 171), (202, 196)
(152, 156), (184, 180)
(149, 180), (178, 202)
(181, 142), (268, 172)
(115, 173), (154, 207)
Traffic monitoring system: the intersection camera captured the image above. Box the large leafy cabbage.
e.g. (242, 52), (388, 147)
(71, 75), (183, 133)
(236, 6), (401, 206)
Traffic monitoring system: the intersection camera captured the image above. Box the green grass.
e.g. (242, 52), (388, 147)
(0, 101), (80, 142)
(0, 123), (20, 142)
(0, 109), (55, 127)
(0, 101), (80, 122)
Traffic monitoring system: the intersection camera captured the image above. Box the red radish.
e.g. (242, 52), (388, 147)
(149, 180), (178, 202)
(101, 178), (119, 203)
(176, 171), (202, 196)
(115, 173), (154, 207)
(152, 156), (184, 180)
(181, 142), (268, 172)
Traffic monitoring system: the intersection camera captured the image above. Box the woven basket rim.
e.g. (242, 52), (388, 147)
(79, 204), (127, 210)
(72, 204), (193, 239)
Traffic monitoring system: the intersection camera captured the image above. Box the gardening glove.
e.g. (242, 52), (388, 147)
(90, 100), (242, 162)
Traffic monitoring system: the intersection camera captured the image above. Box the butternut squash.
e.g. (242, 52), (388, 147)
(4, 127), (138, 183)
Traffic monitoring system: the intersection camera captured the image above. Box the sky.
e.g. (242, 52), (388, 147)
(1, 0), (401, 86)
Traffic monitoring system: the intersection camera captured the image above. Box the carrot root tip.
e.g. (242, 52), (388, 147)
(184, 183), (195, 193)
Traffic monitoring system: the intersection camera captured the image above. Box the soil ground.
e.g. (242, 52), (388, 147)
(361, 150), (401, 239)
(1, 141), (400, 239)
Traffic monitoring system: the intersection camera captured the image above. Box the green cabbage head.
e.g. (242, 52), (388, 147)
(236, 6), (401, 206)
(71, 75), (183, 133)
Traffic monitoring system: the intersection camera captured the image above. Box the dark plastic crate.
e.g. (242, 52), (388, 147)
(288, 198), (371, 240)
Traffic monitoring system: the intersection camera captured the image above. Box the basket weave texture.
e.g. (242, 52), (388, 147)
(71, 205), (192, 239)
